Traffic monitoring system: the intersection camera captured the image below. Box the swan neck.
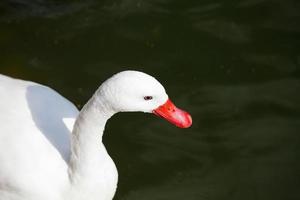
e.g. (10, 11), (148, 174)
(68, 94), (115, 181)
(73, 95), (113, 139)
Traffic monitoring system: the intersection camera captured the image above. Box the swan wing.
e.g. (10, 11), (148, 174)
(0, 74), (78, 199)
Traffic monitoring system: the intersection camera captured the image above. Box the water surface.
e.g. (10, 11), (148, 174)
(0, 0), (299, 199)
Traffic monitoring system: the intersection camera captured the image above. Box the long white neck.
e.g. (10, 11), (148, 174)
(67, 94), (118, 199)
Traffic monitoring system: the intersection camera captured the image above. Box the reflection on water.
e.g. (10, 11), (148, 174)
(0, 0), (299, 200)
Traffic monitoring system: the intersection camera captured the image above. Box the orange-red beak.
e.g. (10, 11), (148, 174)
(153, 99), (192, 128)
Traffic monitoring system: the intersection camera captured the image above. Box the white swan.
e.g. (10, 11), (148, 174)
(0, 70), (192, 200)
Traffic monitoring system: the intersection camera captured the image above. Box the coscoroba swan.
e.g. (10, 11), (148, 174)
(0, 70), (192, 200)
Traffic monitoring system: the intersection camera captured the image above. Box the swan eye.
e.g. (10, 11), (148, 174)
(144, 96), (153, 101)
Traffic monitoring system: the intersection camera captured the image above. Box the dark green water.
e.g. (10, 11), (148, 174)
(1, 0), (300, 199)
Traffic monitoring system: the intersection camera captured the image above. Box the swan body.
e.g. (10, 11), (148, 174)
(0, 71), (192, 200)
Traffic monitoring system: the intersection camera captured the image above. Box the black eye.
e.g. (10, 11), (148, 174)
(144, 96), (153, 101)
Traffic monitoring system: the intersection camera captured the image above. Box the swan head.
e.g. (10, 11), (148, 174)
(96, 70), (192, 128)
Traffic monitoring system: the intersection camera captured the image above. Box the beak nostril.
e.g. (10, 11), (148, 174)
(166, 106), (175, 112)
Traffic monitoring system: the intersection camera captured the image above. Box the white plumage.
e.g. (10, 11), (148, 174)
(0, 71), (171, 200)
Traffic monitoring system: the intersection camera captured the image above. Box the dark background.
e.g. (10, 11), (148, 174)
(0, 0), (300, 199)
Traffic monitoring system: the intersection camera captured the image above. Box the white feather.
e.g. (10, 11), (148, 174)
(0, 71), (168, 200)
